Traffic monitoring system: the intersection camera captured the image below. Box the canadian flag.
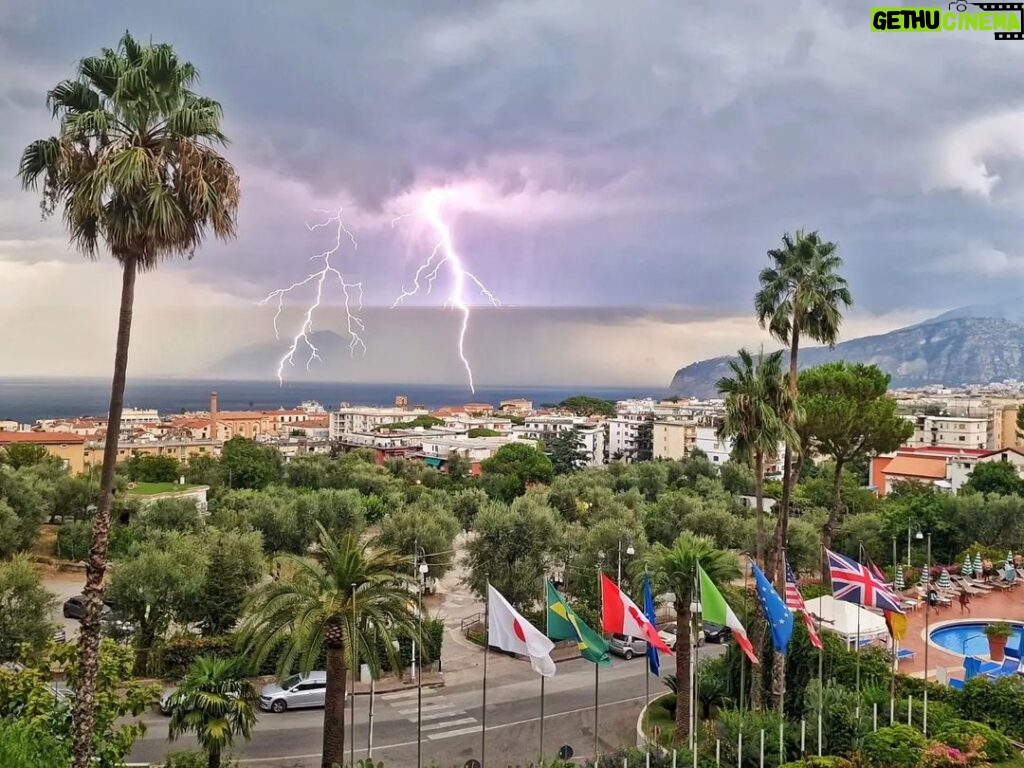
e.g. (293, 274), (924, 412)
(487, 584), (556, 677)
(600, 573), (673, 654)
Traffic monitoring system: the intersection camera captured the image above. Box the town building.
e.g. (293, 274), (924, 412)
(498, 398), (533, 417)
(510, 415), (606, 467)
(417, 434), (529, 474)
(652, 420), (697, 460)
(119, 407), (160, 426)
(905, 414), (990, 451)
(0, 431), (87, 474)
(607, 414), (651, 462)
(329, 406), (430, 438)
(84, 438), (221, 469)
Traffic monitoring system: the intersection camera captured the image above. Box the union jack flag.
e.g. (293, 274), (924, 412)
(826, 548), (905, 615)
(785, 559), (823, 649)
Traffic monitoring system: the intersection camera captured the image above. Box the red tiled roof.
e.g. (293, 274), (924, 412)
(0, 431), (86, 444)
(882, 455), (947, 480)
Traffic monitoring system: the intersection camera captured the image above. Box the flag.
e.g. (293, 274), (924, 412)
(885, 611), (907, 642)
(546, 581), (611, 666)
(865, 554), (906, 642)
(698, 564), (758, 665)
(600, 573), (673, 654)
(487, 583), (556, 677)
(642, 573), (660, 677)
(825, 548), (905, 614)
(784, 559), (823, 649)
(751, 562), (794, 654)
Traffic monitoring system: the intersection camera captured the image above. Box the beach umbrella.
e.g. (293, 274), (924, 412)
(974, 553), (984, 576)
(895, 565), (905, 591)
(938, 568), (952, 590)
(1007, 550), (1014, 568)
(963, 554), (973, 577)
(921, 567), (930, 585)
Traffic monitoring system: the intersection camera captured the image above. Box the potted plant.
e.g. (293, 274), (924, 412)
(985, 622), (1012, 661)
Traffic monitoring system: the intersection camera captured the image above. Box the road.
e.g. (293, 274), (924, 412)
(127, 643), (726, 768)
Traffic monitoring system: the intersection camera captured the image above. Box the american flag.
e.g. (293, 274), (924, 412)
(784, 559), (823, 649)
(826, 548), (905, 614)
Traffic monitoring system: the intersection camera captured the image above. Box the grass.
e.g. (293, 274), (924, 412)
(993, 761), (1024, 768)
(126, 482), (196, 496)
(642, 692), (676, 750)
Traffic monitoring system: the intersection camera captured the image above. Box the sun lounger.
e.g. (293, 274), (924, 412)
(984, 659), (1020, 679)
(949, 678), (965, 690)
(897, 648), (916, 662)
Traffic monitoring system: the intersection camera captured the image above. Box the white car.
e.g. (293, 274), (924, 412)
(259, 672), (328, 713)
(657, 621), (705, 651)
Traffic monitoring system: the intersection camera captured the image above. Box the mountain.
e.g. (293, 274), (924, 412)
(669, 315), (1024, 398)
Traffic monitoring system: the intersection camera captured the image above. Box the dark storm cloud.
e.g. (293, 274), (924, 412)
(4, 0), (1024, 317)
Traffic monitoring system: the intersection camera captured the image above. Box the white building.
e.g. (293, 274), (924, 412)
(694, 425), (733, 465)
(607, 415), (650, 462)
(907, 415), (988, 451)
(120, 407), (160, 425)
(329, 406), (430, 438)
(510, 415), (606, 467)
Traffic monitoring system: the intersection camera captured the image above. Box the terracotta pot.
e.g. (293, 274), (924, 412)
(989, 635), (1008, 662)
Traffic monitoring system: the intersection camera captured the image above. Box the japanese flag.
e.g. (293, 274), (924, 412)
(487, 583), (556, 677)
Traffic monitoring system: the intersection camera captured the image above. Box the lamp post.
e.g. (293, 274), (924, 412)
(923, 532), (932, 683)
(912, 528), (923, 567)
(413, 542), (428, 768)
(617, 538), (635, 588)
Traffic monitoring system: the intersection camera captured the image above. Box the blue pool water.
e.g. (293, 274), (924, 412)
(930, 622), (1024, 657)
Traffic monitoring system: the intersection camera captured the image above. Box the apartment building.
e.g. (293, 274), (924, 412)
(652, 420), (697, 460)
(418, 434), (529, 473)
(510, 415), (606, 467)
(499, 398), (534, 417)
(0, 431), (87, 474)
(607, 414), (651, 462)
(906, 414), (988, 450)
(329, 406), (430, 438)
(694, 425), (733, 465)
(120, 407), (160, 425)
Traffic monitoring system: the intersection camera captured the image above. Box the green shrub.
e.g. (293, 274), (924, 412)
(955, 675), (1024, 741)
(861, 724), (927, 768)
(153, 635), (236, 679)
(935, 720), (1015, 762)
(162, 751), (207, 768)
(779, 759), (852, 768)
(716, 709), (794, 768)
(54, 521), (91, 561)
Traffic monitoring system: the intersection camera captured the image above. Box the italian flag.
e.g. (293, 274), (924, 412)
(698, 563), (759, 665)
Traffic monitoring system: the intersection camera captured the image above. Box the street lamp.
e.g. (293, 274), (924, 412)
(413, 542), (428, 768)
(617, 538), (635, 588)
(923, 532), (932, 683)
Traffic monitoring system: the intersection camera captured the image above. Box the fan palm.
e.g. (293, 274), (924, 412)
(648, 533), (739, 746)
(167, 656), (258, 768)
(754, 230), (851, 585)
(716, 347), (796, 568)
(238, 524), (415, 768)
(17, 32), (238, 768)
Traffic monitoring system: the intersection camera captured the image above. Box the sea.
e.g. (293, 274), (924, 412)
(0, 378), (663, 423)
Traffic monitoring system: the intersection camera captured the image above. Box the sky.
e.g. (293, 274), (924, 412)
(2, 1), (1023, 388)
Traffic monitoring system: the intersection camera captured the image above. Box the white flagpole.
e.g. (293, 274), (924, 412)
(482, 579), (490, 768)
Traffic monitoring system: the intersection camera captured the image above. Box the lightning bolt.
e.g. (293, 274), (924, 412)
(392, 190), (500, 393)
(260, 208), (366, 385)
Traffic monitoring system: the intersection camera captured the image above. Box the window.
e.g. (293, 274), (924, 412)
(958, 436), (965, 442)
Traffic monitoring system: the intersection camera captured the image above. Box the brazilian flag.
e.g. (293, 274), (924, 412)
(546, 581), (611, 665)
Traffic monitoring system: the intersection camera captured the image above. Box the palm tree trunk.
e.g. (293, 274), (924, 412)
(674, 603), (692, 746)
(772, 324), (801, 589)
(754, 450), (765, 568)
(772, 650), (786, 716)
(322, 644), (348, 768)
(72, 256), (137, 768)
(209, 746), (221, 768)
(822, 457), (845, 551)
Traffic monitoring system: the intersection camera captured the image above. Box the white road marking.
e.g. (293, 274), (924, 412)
(420, 717), (477, 732)
(428, 725), (482, 740)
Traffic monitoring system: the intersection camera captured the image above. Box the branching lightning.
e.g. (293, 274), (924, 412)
(392, 190), (500, 393)
(260, 209), (366, 385)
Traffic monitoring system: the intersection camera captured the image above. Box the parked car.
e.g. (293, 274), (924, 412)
(703, 621), (733, 644)
(62, 595), (113, 620)
(608, 634), (647, 660)
(656, 622), (705, 651)
(259, 672), (328, 713)
(159, 688), (176, 715)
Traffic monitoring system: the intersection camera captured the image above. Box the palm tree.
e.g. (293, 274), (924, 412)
(238, 525), (415, 768)
(18, 33), (239, 768)
(649, 533), (739, 746)
(716, 347), (796, 568)
(167, 656), (258, 768)
(754, 231), (851, 586)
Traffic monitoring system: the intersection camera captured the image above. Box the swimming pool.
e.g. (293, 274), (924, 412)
(929, 621), (1024, 657)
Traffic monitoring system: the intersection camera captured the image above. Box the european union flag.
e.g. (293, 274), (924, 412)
(643, 573), (660, 677)
(751, 562), (794, 655)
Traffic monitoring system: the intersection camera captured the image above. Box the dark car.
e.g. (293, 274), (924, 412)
(703, 621), (733, 644)
(62, 595), (114, 620)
